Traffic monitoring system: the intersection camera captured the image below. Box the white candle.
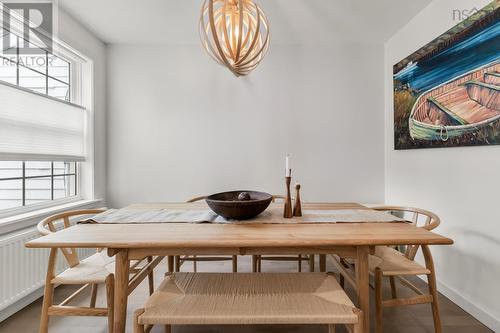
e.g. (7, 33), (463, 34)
(285, 155), (290, 177)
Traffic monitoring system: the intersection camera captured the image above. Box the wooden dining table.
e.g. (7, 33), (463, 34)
(25, 202), (453, 333)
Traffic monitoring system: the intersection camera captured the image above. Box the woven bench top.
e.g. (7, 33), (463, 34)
(139, 273), (359, 325)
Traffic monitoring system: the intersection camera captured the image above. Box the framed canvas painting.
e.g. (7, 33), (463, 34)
(393, 1), (499, 150)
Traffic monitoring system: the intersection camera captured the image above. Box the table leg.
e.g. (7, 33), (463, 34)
(319, 254), (327, 272)
(356, 246), (370, 333)
(113, 250), (130, 333)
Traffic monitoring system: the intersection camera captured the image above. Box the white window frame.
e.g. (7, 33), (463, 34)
(0, 162), (81, 219)
(0, 5), (96, 220)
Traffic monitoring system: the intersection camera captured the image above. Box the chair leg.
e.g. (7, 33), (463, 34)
(167, 256), (174, 273)
(147, 256), (154, 295)
(328, 324), (335, 333)
(193, 255), (197, 272)
(39, 283), (54, 333)
(174, 256), (180, 272)
(257, 255), (262, 272)
(90, 283), (98, 307)
(133, 309), (145, 333)
(375, 268), (383, 333)
(353, 308), (364, 333)
(298, 254), (302, 272)
(319, 254), (326, 272)
(232, 255), (238, 272)
(39, 248), (57, 333)
(338, 258), (348, 289)
(309, 254), (315, 272)
(105, 275), (114, 333)
(252, 255), (258, 272)
(422, 245), (442, 333)
(348, 324), (360, 333)
(389, 276), (397, 299)
(428, 274), (442, 333)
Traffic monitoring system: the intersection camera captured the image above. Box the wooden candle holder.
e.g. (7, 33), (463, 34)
(293, 183), (302, 217)
(283, 176), (293, 218)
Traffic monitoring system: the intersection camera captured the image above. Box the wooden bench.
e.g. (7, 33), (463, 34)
(134, 272), (363, 333)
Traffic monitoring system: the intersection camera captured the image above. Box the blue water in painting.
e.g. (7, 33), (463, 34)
(394, 20), (500, 93)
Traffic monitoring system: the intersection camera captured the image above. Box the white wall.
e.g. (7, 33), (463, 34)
(57, 8), (107, 201)
(384, 0), (500, 331)
(106, 42), (385, 207)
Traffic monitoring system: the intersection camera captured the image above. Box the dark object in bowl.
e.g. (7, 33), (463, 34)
(238, 192), (251, 201)
(206, 191), (273, 220)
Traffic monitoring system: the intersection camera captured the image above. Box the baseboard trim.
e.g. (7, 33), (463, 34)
(436, 280), (499, 332)
(416, 275), (500, 332)
(0, 286), (44, 322)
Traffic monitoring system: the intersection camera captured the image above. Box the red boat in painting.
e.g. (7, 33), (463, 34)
(409, 62), (500, 141)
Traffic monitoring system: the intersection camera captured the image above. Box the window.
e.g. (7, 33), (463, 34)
(0, 161), (77, 211)
(0, 28), (71, 102)
(0, 5), (92, 217)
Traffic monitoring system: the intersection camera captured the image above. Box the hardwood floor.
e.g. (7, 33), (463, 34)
(0, 256), (492, 333)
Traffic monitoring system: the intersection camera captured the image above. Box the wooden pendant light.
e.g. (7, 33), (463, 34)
(199, 0), (270, 76)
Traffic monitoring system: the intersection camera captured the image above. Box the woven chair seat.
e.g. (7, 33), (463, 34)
(369, 246), (431, 276)
(52, 252), (115, 284)
(138, 273), (359, 326)
(52, 252), (142, 284)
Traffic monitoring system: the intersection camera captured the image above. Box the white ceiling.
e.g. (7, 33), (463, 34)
(57, 0), (433, 45)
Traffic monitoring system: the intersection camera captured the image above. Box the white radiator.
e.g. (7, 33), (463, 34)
(0, 226), (95, 315)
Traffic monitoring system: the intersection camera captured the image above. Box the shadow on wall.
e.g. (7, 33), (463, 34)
(435, 228), (500, 314)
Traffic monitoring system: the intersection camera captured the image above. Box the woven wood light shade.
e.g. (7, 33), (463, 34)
(199, 0), (270, 76)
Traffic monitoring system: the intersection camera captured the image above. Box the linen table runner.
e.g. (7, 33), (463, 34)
(81, 207), (405, 224)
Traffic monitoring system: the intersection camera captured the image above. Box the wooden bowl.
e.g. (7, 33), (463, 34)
(205, 191), (273, 220)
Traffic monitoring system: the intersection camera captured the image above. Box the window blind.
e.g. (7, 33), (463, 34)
(0, 83), (86, 161)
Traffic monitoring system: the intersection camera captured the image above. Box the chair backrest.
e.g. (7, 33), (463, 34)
(186, 196), (207, 203)
(372, 206), (441, 261)
(37, 209), (106, 268)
